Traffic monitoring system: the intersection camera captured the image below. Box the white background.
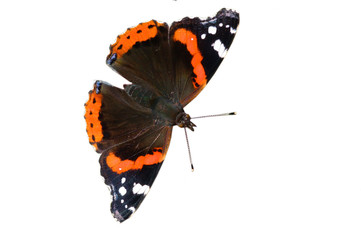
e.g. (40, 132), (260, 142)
(1, 0), (361, 239)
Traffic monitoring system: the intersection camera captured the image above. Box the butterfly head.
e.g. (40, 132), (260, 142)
(175, 112), (196, 131)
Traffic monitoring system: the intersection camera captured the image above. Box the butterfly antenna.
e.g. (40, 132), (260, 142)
(191, 112), (236, 119)
(184, 128), (194, 172)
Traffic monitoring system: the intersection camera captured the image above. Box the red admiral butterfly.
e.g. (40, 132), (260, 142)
(85, 8), (239, 223)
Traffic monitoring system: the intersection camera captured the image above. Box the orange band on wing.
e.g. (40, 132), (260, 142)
(173, 28), (207, 88)
(84, 90), (103, 150)
(108, 20), (163, 59)
(106, 148), (164, 174)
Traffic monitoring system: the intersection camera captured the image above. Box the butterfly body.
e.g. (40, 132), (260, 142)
(125, 82), (194, 130)
(152, 95), (183, 125)
(85, 8), (239, 223)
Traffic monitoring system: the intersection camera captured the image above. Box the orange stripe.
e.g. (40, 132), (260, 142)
(108, 20), (163, 59)
(84, 90), (103, 149)
(106, 148), (164, 174)
(173, 28), (207, 88)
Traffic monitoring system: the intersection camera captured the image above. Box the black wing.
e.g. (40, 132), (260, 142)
(169, 8), (240, 106)
(106, 8), (239, 107)
(85, 81), (173, 222)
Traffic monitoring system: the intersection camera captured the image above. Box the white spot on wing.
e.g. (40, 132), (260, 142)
(119, 186), (127, 196)
(121, 177), (126, 184)
(201, 33), (206, 39)
(129, 207), (136, 212)
(212, 39), (228, 58)
(143, 186), (150, 195)
(230, 27), (237, 34)
(121, 199), (124, 203)
(132, 183), (141, 193)
(226, 24), (230, 28)
(208, 26), (217, 35)
(219, 23), (223, 27)
(132, 183), (150, 195)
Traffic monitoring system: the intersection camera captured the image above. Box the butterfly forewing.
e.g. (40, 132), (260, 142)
(169, 8), (239, 106)
(99, 127), (172, 222)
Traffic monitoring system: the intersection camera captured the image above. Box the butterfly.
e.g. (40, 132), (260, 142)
(84, 8), (239, 223)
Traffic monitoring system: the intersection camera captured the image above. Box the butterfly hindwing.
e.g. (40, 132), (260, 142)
(84, 80), (154, 153)
(99, 126), (172, 222)
(106, 20), (176, 99)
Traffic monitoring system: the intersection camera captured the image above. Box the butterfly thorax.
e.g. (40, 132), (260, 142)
(125, 84), (195, 130)
(151, 96), (195, 130)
